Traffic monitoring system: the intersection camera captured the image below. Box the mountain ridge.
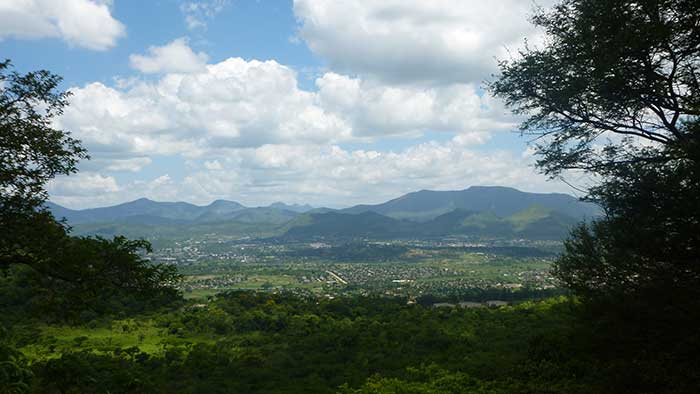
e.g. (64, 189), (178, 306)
(340, 186), (597, 221)
(46, 186), (598, 240)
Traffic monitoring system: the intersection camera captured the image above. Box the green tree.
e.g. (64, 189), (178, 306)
(0, 60), (181, 321)
(492, 2), (700, 391)
(491, 0), (699, 177)
(0, 59), (87, 271)
(490, 0), (699, 298)
(0, 59), (87, 211)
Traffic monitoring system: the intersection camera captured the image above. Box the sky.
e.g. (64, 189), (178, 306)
(0, 0), (582, 209)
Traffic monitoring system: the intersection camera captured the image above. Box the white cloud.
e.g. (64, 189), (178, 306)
(293, 0), (555, 84)
(237, 141), (553, 203)
(50, 173), (180, 208)
(47, 1), (565, 209)
(103, 157), (152, 172)
(58, 56), (514, 170)
(49, 141), (569, 209)
(180, 0), (230, 30)
(48, 172), (119, 197)
(58, 58), (352, 161)
(316, 73), (513, 137)
(0, 0), (125, 50)
(130, 38), (209, 74)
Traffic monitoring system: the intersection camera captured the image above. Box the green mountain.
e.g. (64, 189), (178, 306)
(340, 186), (598, 221)
(282, 205), (580, 240)
(47, 198), (300, 226)
(46, 199), (302, 241)
(47, 186), (594, 241)
(284, 211), (412, 239)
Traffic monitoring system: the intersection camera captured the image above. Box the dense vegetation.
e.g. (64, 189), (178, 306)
(4, 289), (700, 393)
(0, 60), (182, 390)
(492, 1), (700, 392)
(5, 293), (597, 393)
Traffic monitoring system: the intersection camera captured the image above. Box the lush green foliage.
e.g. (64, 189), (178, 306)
(493, 2), (700, 393)
(555, 147), (700, 299)
(491, 0), (699, 176)
(15, 294), (604, 394)
(494, 0), (700, 308)
(1, 236), (182, 324)
(0, 60), (87, 214)
(0, 61), (182, 326)
(0, 60), (87, 273)
(12, 291), (698, 393)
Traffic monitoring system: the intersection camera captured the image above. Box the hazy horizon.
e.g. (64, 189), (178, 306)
(47, 184), (589, 211)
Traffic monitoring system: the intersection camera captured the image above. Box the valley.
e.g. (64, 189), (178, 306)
(48, 186), (581, 302)
(158, 238), (561, 301)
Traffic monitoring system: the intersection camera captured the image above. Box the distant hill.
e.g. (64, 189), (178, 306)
(283, 205), (581, 241)
(46, 198), (205, 224)
(285, 211), (412, 239)
(46, 186), (597, 240)
(340, 186), (598, 221)
(47, 198), (296, 225)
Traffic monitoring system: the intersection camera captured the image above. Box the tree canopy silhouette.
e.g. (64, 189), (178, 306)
(0, 60), (180, 322)
(491, 0), (699, 298)
(492, 2), (700, 391)
(491, 0), (699, 177)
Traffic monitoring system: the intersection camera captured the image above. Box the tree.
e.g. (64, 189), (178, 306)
(553, 156), (700, 300)
(490, 0), (699, 177)
(22, 236), (181, 321)
(490, 0), (700, 297)
(492, 3), (700, 390)
(0, 61), (181, 321)
(0, 60), (87, 214)
(0, 60), (87, 271)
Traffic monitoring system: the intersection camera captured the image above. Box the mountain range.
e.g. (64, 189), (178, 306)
(47, 186), (598, 241)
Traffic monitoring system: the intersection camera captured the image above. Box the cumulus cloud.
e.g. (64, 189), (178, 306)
(203, 160), (223, 170)
(47, 172), (120, 198)
(0, 0), (125, 50)
(130, 38), (209, 74)
(58, 58), (352, 160)
(49, 173), (181, 209)
(226, 141), (556, 205)
(316, 73), (513, 136)
(293, 0), (555, 84)
(47, 0), (573, 208)
(49, 140), (568, 209)
(103, 157), (152, 172)
(57, 56), (514, 169)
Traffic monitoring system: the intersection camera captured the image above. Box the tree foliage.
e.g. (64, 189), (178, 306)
(2, 236), (182, 322)
(0, 59), (86, 272)
(492, 3), (700, 391)
(0, 59), (87, 214)
(555, 155), (700, 300)
(24, 294), (599, 394)
(0, 60), (181, 323)
(492, 0), (700, 297)
(491, 0), (699, 176)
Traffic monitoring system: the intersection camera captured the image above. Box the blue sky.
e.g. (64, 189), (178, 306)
(0, 0), (573, 208)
